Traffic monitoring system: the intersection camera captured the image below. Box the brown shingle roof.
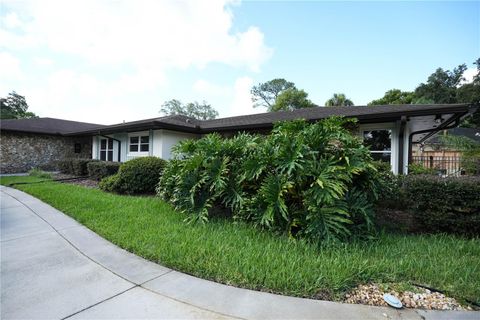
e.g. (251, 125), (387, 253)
(0, 117), (106, 135)
(1, 104), (474, 136)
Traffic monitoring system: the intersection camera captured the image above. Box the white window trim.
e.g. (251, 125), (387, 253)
(99, 137), (114, 161)
(127, 131), (150, 157)
(358, 123), (398, 174)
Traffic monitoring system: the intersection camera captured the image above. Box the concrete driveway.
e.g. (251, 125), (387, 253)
(1, 186), (477, 320)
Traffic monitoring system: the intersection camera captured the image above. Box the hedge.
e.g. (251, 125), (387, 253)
(87, 161), (121, 181)
(99, 157), (167, 194)
(377, 175), (480, 236)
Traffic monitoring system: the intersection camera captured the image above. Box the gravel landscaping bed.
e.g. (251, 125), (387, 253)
(344, 283), (474, 311)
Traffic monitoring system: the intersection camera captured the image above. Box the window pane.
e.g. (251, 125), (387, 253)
(108, 138), (114, 149)
(140, 144), (149, 152)
(363, 130), (391, 151)
(100, 150), (106, 161)
(130, 136), (139, 144)
(108, 151), (113, 161)
(141, 136), (149, 143)
(130, 144), (138, 152)
(100, 139), (107, 150)
(371, 152), (391, 162)
(74, 143), (81, 153)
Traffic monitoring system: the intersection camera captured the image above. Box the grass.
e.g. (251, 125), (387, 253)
(1, 177), (479, 304)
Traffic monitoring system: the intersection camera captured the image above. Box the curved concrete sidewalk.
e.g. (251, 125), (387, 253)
(1, 186), (477, 320)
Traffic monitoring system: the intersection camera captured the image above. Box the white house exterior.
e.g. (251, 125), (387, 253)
(81, 104), (477, 175)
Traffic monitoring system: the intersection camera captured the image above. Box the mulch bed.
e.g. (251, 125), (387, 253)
(52, 173), (99, 188)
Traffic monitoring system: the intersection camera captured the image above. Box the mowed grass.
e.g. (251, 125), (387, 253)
(1, 177), (479, 303)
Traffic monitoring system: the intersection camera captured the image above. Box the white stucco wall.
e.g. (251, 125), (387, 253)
(92, 129), (198, 162)
(159, 129), (198, 159)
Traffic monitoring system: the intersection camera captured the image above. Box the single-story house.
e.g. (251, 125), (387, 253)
(1, 103), (476, 174)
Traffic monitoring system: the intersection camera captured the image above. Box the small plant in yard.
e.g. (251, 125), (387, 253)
(100, 156), (167, 194)
(87, 161), (120, 180)
(28, 168), (52, 179)
(158, 117), (380, 243)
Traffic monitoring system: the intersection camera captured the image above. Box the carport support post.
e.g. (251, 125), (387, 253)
(397, 116), (407, 175)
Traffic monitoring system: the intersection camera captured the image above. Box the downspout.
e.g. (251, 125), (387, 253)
(397, 116), (407, 175)
(99, 134), (122, 162)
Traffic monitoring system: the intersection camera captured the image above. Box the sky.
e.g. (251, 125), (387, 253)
(0, 0), (478, 124)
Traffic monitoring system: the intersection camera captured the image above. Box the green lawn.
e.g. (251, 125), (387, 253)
(1, 177), (479, 304)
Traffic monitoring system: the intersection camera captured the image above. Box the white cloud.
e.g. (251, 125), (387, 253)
(3, 13), (22, 29)
(461, 68), (478, 85)
(193, 79), (230, 97)
(0, 51), (23, 80)
(0, 0), (272, 122)
(228, 76), (259, 116)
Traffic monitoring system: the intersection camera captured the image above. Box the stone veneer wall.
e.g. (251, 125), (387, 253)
(0, 131), (92, 174)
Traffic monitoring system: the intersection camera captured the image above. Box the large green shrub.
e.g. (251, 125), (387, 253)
(57, 159), (74, 174)
(72, 159), (96, 176)
(99, 157), (167, 194)
(401, 175), (480, 236)
(87, 161), (121, 180)
(158, 118), (380, 243)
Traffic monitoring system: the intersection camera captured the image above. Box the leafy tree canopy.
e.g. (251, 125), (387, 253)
(160, 99), (219, 120)
(251, 78), (296, 109)
(271, 88), (315, 112)
(0, 91), (37, 119)
(325, 93), (354, 107)
(414, 64), (467, 104)
(368, 89), (415, 106)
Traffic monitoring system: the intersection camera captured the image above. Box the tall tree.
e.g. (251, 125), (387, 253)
(414, 64), (467, 104)
(457, 58), (480, 128)
(160, 99), (218, 120)
(368, 89), (415, 106)
(0, 91), (37, 119)
(325, 93), (354, 107)
(272, 88), (315, 111)
(251, 78), (296, 109)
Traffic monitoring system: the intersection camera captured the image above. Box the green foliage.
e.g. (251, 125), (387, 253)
(87, 161), (121, 180)
(98, 174), (119, 192)
(440, 135), (480, 174)
(8, 179), (480, 304)
(99, 156), (167, 194)
(160, 99), (218, 120)
(72, 159), (94, 176)
(57, 159), (98, 176)
(408, 163), (438, 175)
(28, 168), (52, 179)
(158, 117), (379, 243)
(401, 175), (480, 236)
(368, 89), (415, 106)
(271, 88), (315, 111)
(0, 91), (37, 119)
(57, 159), (74, 174)
(251, 78), (296, 109)
(325, 93), (354, 107)
(414, 64), (467, 104)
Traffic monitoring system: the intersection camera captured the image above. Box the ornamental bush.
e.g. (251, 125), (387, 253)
(99, 157), (167, 194)
(401, 175), (480, 236)
(57, 159), (74, 174)
(87, 161), (121, 180)
(158, 117), (380, 243)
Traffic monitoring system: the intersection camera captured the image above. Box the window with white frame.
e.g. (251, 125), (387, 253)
(363, 130), (392, 162)
(100, 138), (114, 161)
(129, 135), (149, 152)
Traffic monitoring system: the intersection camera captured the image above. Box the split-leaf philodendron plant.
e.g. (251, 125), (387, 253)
(158, 117), (381, 243)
